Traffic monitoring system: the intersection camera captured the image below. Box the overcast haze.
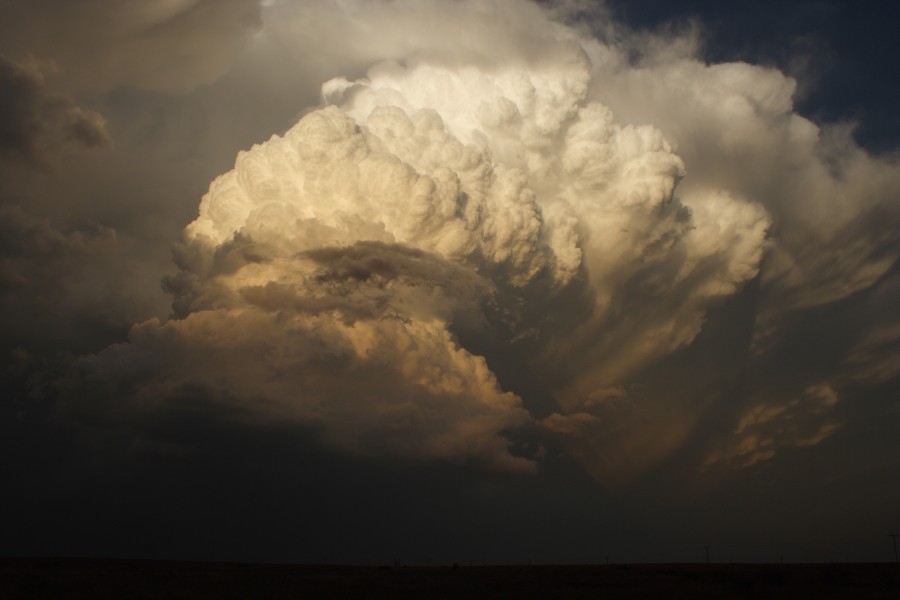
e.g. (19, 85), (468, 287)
(1, 0), (898, 564)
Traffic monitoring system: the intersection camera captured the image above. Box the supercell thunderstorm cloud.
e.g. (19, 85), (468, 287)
(1, 0), (899, 563)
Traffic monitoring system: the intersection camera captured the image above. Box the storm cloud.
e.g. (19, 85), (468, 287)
(42, 0), (897, 485)
(2, 0), (899, 564)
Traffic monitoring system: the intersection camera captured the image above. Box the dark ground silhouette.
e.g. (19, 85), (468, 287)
(2, 558), (899, 599)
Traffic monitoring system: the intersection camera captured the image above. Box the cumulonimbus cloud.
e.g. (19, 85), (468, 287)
(60, 0), (900, 482)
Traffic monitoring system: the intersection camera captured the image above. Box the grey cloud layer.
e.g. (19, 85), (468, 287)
(0, 0), (263, 93)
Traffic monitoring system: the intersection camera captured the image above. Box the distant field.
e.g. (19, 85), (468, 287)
(2, 558), (898, 599)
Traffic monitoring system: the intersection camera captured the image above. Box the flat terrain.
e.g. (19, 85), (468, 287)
(1, 558), (898, 599)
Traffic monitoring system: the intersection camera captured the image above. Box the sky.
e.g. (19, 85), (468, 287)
(1, 0), (898, 564)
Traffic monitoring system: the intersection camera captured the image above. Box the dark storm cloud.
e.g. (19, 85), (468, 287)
(0, 206), (136, 353)
(1, 0), (899, 565)
(0, 205), (115, 288)
(0, 56), (110, 164)
(245, 241), (494, 321)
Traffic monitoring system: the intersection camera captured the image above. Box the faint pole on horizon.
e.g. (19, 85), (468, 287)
(704, 546), (710, 564)
(890, 534), (898, 564)
(604, 556), (609, 565)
